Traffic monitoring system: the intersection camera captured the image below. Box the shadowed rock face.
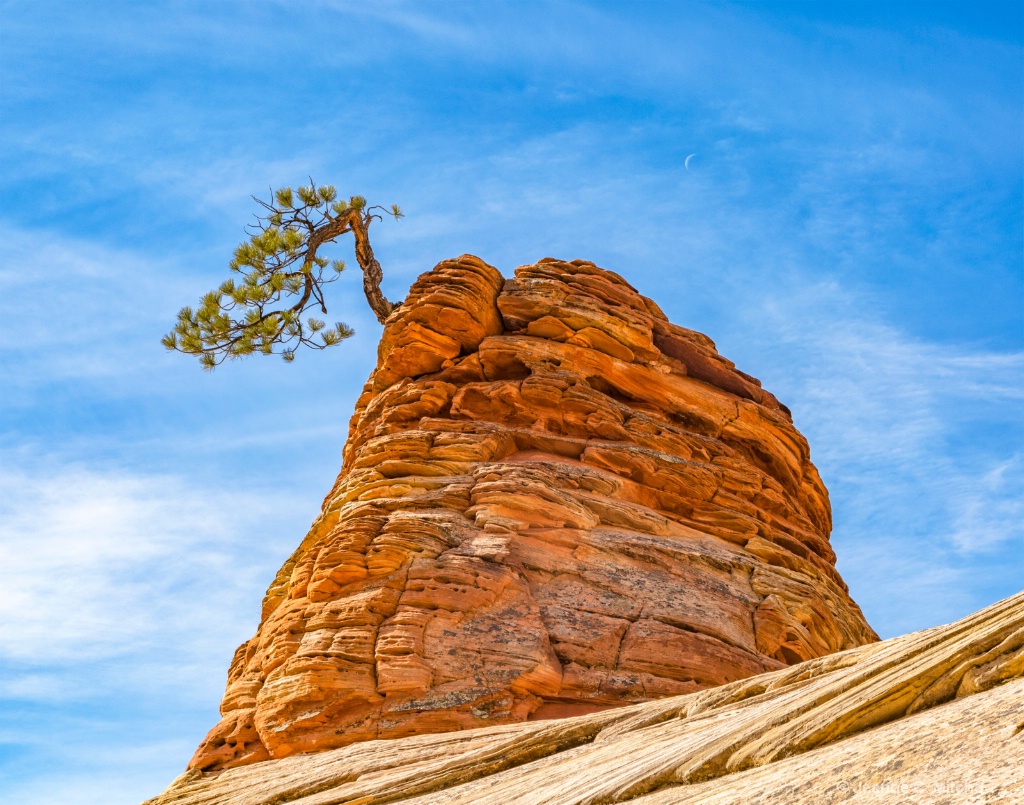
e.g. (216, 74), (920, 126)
(189, 256), (878, 772)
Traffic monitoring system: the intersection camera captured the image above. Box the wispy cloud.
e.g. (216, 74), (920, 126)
(0, 457), (295, 667)
(0, 227), (174, 377)
(0, 453), (318, 802)
(0, 734), (198, 805)
(315, 0), (482, 47)
(732, 279), (1023, 636)
(947, 458), (1024, 553)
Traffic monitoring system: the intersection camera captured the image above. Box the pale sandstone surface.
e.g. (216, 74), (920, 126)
(188, 255), (877, 772)
(146, 591), (1024, 804)
(632, 679), (1024, 804)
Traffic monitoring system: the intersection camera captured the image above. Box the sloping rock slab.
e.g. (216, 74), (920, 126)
(146, 590), (1023, 805)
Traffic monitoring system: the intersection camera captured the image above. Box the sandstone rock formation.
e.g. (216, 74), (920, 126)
(188, 256), (877, 772)
(148, 591), (1024, 804)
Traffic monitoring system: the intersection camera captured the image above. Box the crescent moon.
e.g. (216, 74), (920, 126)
(684, 154), (696, 170)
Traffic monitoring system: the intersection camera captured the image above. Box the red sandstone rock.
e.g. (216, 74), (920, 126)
(189, 255), (878, 771)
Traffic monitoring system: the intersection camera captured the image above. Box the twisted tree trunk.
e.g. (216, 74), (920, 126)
(351, 215), (398, 324)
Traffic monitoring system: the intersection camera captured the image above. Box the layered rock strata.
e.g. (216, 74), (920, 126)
(190, 256), (877, 771)
(150, 591), (1024, 804)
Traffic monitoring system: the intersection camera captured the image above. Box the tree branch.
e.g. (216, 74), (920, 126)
(163, 183), (402, 368)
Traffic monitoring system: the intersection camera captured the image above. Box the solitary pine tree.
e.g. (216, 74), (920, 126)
(163, 183), (403, 369)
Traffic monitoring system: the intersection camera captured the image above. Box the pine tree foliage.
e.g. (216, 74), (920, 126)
(163, 182), (403, 370)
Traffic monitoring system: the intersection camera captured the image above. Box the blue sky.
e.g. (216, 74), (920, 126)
(1, 1), (1021, 802)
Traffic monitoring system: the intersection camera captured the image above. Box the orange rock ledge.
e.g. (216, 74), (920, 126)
(189, 256), (878, 771)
